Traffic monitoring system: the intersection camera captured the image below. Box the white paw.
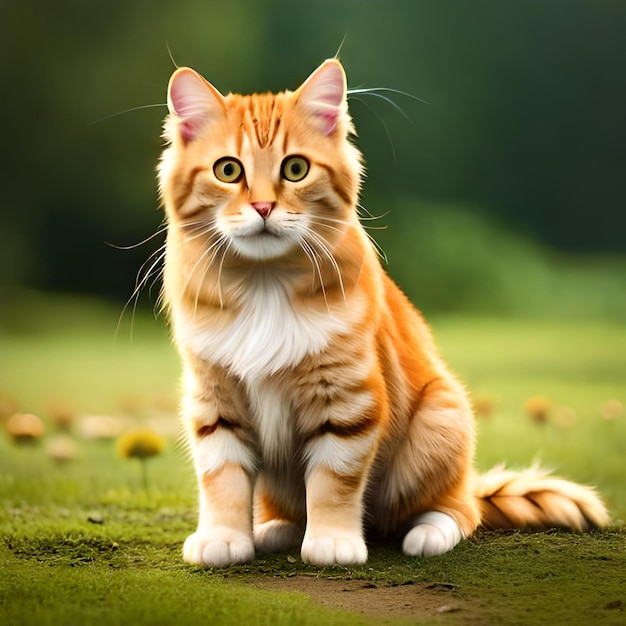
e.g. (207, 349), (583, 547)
(301, 532), (367, 566)
(183, 527), (255, 567)
(254, 520), (303, 553)
(402, 512), (463, 557)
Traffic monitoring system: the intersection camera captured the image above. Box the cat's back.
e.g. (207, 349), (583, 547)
(375, 271), (446, 391)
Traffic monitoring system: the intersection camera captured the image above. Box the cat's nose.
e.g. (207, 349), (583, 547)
(251, 201), (275, 219)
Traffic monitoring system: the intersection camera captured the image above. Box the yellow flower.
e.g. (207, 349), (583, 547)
(117, 428), (166, 460)
(524, 396), (551, 423)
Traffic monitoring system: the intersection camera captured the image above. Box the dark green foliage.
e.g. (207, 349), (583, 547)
(1, 1), (625, 302)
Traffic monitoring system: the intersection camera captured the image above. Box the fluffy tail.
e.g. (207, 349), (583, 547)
(474, 465), (610, 531)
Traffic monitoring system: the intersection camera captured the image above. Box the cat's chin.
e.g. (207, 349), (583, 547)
(230, 232), (299, 262)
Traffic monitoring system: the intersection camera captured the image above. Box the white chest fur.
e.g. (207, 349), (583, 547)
(174, 271), (349, 381)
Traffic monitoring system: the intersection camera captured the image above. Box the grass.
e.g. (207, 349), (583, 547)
(1, 293), (625, 625)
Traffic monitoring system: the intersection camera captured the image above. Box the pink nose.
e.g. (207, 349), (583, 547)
(251, 201), (275, 219)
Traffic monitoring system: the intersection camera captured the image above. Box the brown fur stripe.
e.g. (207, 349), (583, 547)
(196, 416), (250, 444)
(316, 414), (378, 439)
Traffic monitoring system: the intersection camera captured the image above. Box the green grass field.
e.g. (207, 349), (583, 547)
(1, 294), (625, 624)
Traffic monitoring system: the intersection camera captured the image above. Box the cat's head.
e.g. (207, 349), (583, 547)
(158, 59), (363, 265)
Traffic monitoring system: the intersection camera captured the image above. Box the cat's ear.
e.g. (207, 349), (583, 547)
(296, 59), (347, 135)
(167, 68), (225, 143)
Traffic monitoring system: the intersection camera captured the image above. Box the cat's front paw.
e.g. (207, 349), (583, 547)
(183, 527), (254, 567)
(301, 531), (367, 566)
(402, 512), (462, 557)
(254, 520), (303, 553)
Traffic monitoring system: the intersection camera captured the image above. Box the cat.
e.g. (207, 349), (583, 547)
(157, 58), (609, 567)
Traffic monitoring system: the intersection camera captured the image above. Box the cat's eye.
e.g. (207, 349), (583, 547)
(214, 157), (244, 183)
(281, 156), (310, 182)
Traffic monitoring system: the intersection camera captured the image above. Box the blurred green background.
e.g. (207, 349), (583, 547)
(1, 0), (625, 318)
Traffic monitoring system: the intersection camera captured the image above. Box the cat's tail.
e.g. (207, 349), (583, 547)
(474, 464), (610, 531)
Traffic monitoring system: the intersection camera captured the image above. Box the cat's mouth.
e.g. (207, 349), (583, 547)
(243, 218), (282, 239)
(259, 221), (279, 235)
(229, 218), (300, 261)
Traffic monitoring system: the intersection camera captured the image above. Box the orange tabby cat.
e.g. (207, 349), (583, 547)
(158, 59), (609, 567)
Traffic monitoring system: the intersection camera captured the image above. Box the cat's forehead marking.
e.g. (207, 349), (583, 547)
(231, 92), (287, 151)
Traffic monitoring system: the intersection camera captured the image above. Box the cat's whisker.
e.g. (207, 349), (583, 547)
(348, 86), (424, 158)
(133, 243), (167, 290)
(306, 215), (388, 264)
(116, 243), (167, 341)
(357, 203), (382, 219)
(183, 218), (214, 230)
(115, 217), (218, 333)
(184, 225), (222, 243)
(305, 218), (345, 236)
(355, 205), (390, 262)
(356, 204), (390, 222)
(306, 214), (369, 240)
(360, 224), (389, 232)
(192, 257), (210, 319)
(154, 285), (168, 320)
(87, 103), (168, 126)
(215, 238), (233, 311)
(364, 230), (389, 264)
(304, 230), (346, 304)
(112, 221), (169, 340)
(180, 216), (211, 228)
(200, 238), (231, 314)
(310, 212), (388, 234)
(333, 34), (348, 60)
(188, 234), (230, 317)
(348, 86), (427, 110)
(147, 261), (166, 304)
(179, 235), (228, 314)
(310, 217), (387, 233)
(181, 217), (218, 233)
(356, 215), (389, 225)
(190, 254), (214, 319)
(105, 224), (168, 251)
(350, 95), (398, 160)
(210, 237), (231, 299)
(178, 220), (219, 243)
(142, 253), (167, 305)
(134, 248), (167, 305)
(299, 238), (329, 309)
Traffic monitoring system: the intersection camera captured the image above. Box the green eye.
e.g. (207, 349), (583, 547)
(281, 156), (310, 182)
(214, 157), (244, 183)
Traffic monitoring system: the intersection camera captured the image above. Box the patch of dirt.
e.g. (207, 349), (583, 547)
(249, 576), (486, 622)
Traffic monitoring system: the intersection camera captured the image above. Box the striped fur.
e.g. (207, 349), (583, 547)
(475, 465), (609, 531)
(158, 59), (609, 567)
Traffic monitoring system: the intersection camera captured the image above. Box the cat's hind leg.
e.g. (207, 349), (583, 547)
(253, 520), (303, 553)
(381, 377), (481, 557)
(402, 511), (463, 557)
(253, 470), (305, 553)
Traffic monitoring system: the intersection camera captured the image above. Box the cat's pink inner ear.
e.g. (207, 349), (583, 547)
(167, 68), (224, 143)
(297, 59), (347, 135)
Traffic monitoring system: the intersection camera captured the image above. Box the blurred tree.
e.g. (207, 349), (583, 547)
(0, 0), (624, 306)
